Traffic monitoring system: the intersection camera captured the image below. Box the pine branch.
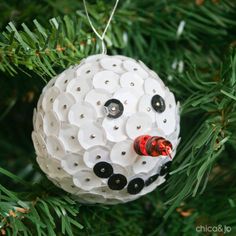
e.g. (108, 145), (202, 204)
(1, 1), (235, 79)
(0, 0), (236, 235)
(164, 47), (236, 217)
(0, 1), (141, 78)
(0, 175), (83, 236)
(0, 16), (97, 77)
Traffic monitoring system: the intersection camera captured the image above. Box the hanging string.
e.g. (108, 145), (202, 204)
(83, 0), (119, 54)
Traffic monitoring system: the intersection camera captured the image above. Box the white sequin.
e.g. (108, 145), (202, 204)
(155, 92), (177, 135)
(42, 87), (60, 112)
(68, 101), (96, 127)
(133, 156), (161, 174)
(36, 156), (48, 173)
(42, 77), (56, 93)
(32, 131), (47, 157)
(144, 78), (165, 97)
(91, 186), (115, 198)
(37, 93), (44, 113)
(138, 94), (156, 122)
(102, 116), (127, 142)
(59, 177), (80, 194)
(47, 158), (69, 178)
(53, 93), (75, 121)
(85, 89), (111, 117)
(59, 124), (81, 152)
(35, 113), (44, 131)
(85, 54), (106, 63)
(164, 91), (177, 111)
(83, 146), (110, 168)
(43, 111), (60, 136)
(120, 72), (144, 94)
(156, 111), (176, 136)
(113, 88), (140, 116)
(46, 135), (66, 159)
(73, 170), (102, 190)
(138, 60), (165, 87)
(66, 78), (92, 101)
(32, 108), (37, 130)
(61, 154), (86, 175)
(76, 63), (100, 79)
(125, 112), (152, 140)
(110, 140), (137, 167)
(123, 60), (149, 78)
(100, 57), (124, 73)
(78, 122), (107, 149)
(112, 163), (130, 177)
(54, 70), (74, 92)
(93, 70), (120, 93)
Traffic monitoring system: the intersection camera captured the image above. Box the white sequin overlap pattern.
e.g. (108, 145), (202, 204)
(32, 54), (180, 204)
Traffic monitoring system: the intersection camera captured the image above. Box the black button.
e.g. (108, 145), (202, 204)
(104, 99), (124, 118)
(160, 161), (172, 176)
(108, 174), (127, 190)
(145, 174), (159, 186)
(93, 162), (113, 178)
(151, 95), (166, 113)
(127, 178), (145, 195)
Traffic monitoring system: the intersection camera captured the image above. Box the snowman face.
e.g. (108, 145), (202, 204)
(32, 54), (180, 204)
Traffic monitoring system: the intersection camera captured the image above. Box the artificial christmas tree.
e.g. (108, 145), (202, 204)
(0, 0), (236, 235)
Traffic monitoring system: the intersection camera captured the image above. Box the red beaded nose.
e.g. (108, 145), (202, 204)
(133, 135), (172, 157)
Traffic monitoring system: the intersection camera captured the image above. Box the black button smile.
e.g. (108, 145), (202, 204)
(160, 161), (172, 176)
(145, 174), (159, 186)
(93, 162), (113, 178)
(127, 178), (145, 195)
(108, 174), (127, 190)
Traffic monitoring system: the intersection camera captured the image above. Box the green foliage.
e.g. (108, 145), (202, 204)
(0, 0), (236, 235)
(164, 48), (236, 216)
(0, 169), (83, 236)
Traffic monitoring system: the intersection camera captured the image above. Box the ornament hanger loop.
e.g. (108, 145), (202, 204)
(83, 0), (120, 54)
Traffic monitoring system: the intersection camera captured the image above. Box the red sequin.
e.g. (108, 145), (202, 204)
(157, 139), (172, 156)
(133, 135), (172, 157)
(146, 136), (163, 157)
(133, 135), (150, 156)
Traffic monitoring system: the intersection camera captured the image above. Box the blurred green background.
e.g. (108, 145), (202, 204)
(0, 0), (236, 235)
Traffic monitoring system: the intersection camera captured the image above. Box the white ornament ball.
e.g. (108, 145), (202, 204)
(32, 54), (180, 204)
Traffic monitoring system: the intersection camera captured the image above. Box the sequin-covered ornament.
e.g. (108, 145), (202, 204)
(32, 54), (180, 204)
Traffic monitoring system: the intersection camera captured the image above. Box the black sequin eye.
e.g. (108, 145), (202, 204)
(127, 178), (145, 195)
(151, 95), (166, 113)
(160, 161), (172, 176)
(104, 99), (124, 118)
(108, 174), (127, 190)
(93, 162), (113, 178)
